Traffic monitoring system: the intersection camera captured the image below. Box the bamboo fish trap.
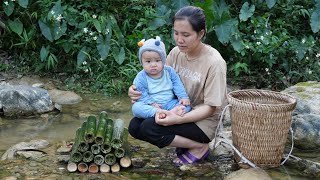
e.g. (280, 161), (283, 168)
(227, 89), (297, 168)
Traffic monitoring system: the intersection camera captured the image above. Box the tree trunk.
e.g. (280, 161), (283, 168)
(111, 119), (125, 149)
(85, 115), (97, 143)
(95, 111), (108, 145)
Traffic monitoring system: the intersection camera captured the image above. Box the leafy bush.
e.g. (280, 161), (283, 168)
(195, 0), (320, 90)
(1, 0), (161, 95)
(1, 0), (319, 94)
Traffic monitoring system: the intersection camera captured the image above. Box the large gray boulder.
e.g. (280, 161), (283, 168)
(0, 85), (54, 117)
(282, 81), (320, 150)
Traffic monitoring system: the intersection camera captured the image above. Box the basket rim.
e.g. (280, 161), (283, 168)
(227, 89), (297, 107)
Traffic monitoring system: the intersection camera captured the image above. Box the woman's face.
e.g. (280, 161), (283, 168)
(173, 19), (203, 54)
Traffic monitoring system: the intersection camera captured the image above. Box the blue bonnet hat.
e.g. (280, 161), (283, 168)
(138, 36), (166, 64)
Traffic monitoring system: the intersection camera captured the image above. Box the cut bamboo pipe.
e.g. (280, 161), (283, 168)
(114, 148), (125, 158)
(102, 118), (114, 153)
(99, 164), (110, 173)
(78, 122), (89, 152)
(120, 156), (132, 168)
(91, 144), (101, 155)
(77, 162), (88, 173)
(120, 128), (131, 168)
(85, 116), (97, 143)
(67, 161), (77, 172)
(83, 151), (94, 163)
(105, 153), (116, 165)
(111, 119), (124, 149)
(88, 163), (99, 173)
(111, 162), (120, 173)
(95, 111), (108, 145)
(94, 154), (105, 165)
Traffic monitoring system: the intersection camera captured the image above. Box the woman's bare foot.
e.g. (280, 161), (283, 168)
(173, 144), (209, 165)
(170, 105), (186, 116)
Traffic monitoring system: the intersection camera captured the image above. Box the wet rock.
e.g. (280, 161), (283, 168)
(57, 155), (70, 162)
(281, 81), (320, 150)
(48, 89), (82, 105)
(224, 168), (272, 180)
(284, 155), (320, 178)
(292, 114), (320, 150)
(106, 100), (131, 113)
(32, 83), (44, 88)
(282, 81), (320, 115)
(131, 157), (147, 168)
(16, 150), (46, 160)
(57, 141), (72, 153)
(1, 139), (49, 160)
(0, 85), (54, 117)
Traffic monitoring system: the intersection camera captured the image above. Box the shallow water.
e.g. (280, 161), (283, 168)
(0, 92), (318, 179)
(0, 93), (133, 152)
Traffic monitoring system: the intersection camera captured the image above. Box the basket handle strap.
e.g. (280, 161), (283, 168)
(213, 104), (295, 168)
(213, 104), (258, 168)
(281, 127), (294, 165)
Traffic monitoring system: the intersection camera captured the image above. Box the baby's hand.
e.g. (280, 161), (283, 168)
(179, 98), (190, 106)
(151, 103), (162, 109)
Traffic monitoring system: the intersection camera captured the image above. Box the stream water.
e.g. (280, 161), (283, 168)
(0, 92), (317, 179)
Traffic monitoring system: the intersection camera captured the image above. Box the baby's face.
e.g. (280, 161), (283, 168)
(141, 51), (164, 78)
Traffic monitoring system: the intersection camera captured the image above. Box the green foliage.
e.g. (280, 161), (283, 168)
(195, 0), (320, 90)
(1, 0), (319, 95)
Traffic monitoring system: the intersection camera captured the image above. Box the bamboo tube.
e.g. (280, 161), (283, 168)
(101, 118), (113, 154)
(77, 162), (88, 173)
(78, 122), (89, 152)
(111, 162), (120, 173)
(111, 119), (125, 149)
(99, 164), (110, 173)
(70, 128), (83, 163)
(91, 144), (101, 155)
(83, 151), (94, 163)
(95, 111), (108, 145)
(120, 156), (132, 168)
(88, 163), (99, 173)
(119, 128), (132, 168)
(70, 151), (82, 163)
(67, 161), (77, 172)
(85, 116), (97, 143)
(114, 148), (125, 158)
(105, 153), (116, 165)
(94, 154), (105, 165)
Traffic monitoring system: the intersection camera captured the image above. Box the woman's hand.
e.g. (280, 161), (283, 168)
(128, 85), (142, 103)
(155, 109), (181, 126)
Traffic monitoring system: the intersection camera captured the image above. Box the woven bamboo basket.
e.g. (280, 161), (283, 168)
(227, 89), (297, 168)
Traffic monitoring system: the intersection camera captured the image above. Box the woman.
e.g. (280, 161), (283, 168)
(128, 5), (227, 166)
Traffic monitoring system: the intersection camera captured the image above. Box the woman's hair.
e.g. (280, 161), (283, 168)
(173, 6), (206, 34)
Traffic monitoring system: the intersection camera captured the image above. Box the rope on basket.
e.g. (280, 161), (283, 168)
(212, 104), (294, 168)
